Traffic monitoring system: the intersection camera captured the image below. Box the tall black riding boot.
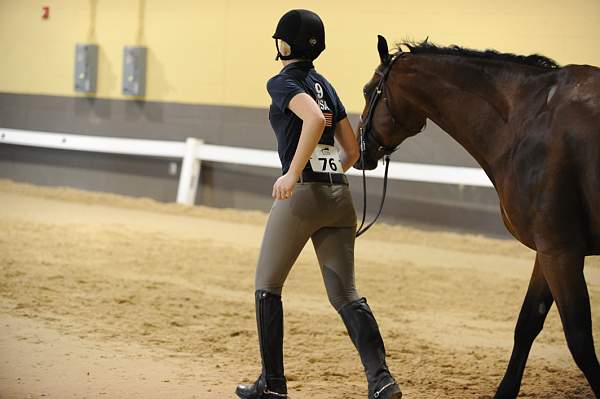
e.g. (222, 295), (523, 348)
(339, 298), (402, 399)
(236, 290), (288, 399)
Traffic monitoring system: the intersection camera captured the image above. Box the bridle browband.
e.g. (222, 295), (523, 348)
(356, 53), (402, 238)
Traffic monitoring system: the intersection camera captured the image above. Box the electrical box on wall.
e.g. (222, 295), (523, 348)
(122, 46), (147, 96)
(74, 44), (98, 93)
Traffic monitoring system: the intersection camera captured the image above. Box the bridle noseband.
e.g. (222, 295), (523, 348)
(356, 54), (402, 238)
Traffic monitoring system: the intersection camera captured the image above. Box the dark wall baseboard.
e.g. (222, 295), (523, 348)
(0, 92), (482, 167)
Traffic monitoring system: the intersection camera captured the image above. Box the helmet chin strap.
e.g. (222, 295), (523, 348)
(274, 39), (300, 61)
(275, 40), (286, 61)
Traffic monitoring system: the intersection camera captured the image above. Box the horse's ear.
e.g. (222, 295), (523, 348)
(377, 35), (390, 64)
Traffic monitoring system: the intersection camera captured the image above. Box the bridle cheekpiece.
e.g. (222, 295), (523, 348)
(355, 52), (403, 237)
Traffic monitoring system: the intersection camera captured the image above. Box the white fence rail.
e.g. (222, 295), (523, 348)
(0, 128), (493, 205)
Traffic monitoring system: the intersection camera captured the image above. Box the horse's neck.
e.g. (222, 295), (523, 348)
(395, 56), (521, 181)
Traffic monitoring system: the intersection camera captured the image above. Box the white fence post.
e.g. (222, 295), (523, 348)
(176, 138), (203, 205)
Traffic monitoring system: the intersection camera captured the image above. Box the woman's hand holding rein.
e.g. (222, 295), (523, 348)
(334, 117), (360, 171)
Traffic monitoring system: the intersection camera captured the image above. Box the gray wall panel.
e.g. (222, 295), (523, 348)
(0, 93), (507, 236)
(1, 93), (477, 166)
(0, 144), (181, 201)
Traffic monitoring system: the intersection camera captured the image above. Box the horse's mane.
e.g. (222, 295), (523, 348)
(397, 40), (560, 70)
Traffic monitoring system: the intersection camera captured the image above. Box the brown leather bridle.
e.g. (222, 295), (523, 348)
(355, 53), (402, 237)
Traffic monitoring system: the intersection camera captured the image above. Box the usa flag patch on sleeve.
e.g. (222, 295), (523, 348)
(323, 111), (333, 127)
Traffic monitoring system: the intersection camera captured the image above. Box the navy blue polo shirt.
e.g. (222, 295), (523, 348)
(266, 61), (347, 174)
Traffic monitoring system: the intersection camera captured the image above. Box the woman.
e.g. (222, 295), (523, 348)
(235, 9), (402, 399)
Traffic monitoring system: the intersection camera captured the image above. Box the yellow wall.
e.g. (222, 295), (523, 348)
(1, 0), (599, 113)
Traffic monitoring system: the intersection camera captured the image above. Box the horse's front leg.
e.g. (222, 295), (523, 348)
(538, 251), (600, 397)
(494, 255), (553, 399)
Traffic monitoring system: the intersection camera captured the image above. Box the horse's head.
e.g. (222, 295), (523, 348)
(354, 35), (427, 170)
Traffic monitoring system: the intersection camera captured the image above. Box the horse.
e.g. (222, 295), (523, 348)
(355, 35), (600, 398)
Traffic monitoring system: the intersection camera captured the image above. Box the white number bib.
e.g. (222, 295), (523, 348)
(309, 144), (343, 174)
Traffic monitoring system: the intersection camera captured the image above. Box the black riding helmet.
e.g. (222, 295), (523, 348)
(273, 9), (325, 61)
